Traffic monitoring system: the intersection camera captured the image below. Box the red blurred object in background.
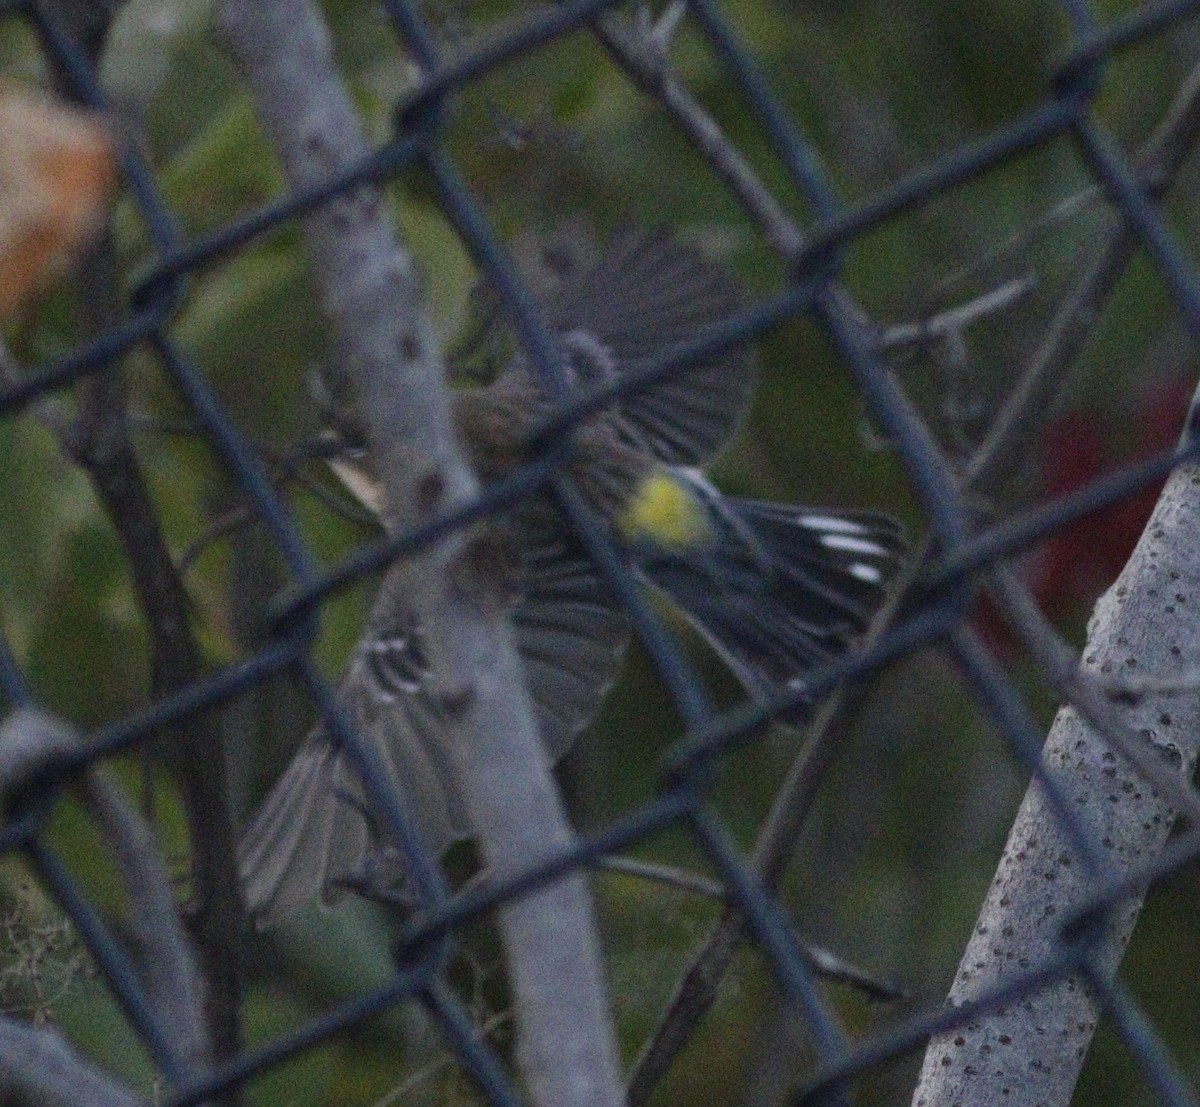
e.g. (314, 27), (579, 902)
(975, 379), (1192, 653)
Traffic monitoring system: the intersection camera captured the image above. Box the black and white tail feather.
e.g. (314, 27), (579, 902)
(633, 481), (903, 721)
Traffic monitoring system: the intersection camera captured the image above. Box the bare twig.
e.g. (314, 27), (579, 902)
(62, 228), (243, 1069)
(601, 853), (904, 999)
(965, 57), (1200, 493)
(876, 276), (1036, 352)
(594, 11), (805, 258)
(176, 436), (371, 575)
(215, 4), (623, 1106)
(803, 944), (905, 1004)
(597, 854), (726, 899)
(933, 190), (1103, 316)
(370, 1009), (514, 1107)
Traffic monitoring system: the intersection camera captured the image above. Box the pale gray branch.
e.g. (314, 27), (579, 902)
(214, 4), (622, 1106)
(987, 565), (1200, 825)
(0, 708), (209, 1089)
(912, 414), (1200, 1107)
(0, 1018), (148, 1107)
(80, 772), (210, 1073)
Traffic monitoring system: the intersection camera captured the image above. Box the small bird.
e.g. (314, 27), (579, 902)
(239, 226), (904, 925)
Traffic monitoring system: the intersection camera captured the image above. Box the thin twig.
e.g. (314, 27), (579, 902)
(965, 57), (1200, 493)
(594, 12), (805, 258)
(370, 1009), (514, 1107)
(924, 183), (1102, 311)
(876, 276), (1037, 351)
(62, 227), (244, 1071)
(596, 855), (904, 1000)
(176, 438), (374, 575)
(596, 854), (726, 899)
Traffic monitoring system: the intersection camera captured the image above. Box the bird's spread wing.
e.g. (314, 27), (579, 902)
(239, 526), (628, 924)
(515, 523), (631, 757)
(237, 619), (466, 926)
(486, 225), (758, 466)
(636, 501), (905, 720)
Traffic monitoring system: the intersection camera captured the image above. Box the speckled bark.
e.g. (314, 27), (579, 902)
(912, 450), (1200, 1107)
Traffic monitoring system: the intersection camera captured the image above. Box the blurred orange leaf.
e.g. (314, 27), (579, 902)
(0, 84), (117, 321)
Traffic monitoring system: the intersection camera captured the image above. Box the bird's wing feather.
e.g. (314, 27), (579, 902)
(240, 525), (628, 924)
(515, 522), (630, 757)
(637, 502), (904, 719)
(493, 225), (758, 466)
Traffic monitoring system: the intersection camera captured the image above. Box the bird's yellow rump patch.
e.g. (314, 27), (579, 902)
(618, 471), (713, 550)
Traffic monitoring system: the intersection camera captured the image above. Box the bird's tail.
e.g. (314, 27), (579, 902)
(636, 499), (905, 719)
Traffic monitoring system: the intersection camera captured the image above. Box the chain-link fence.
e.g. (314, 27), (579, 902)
(3, 1), (1200, 1105)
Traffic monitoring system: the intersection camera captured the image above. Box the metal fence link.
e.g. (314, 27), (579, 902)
(3, 1), (1200, 1105)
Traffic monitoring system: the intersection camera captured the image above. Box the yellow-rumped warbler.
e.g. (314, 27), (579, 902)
(239, 227), (904, 924)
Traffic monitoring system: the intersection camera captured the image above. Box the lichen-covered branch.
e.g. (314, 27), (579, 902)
(912, 414), (1200, 1107)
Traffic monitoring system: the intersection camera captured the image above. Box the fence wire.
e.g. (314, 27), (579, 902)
(3, 1), (1200, 1105)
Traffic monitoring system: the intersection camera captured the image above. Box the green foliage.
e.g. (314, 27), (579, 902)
(3, 0), (1198, 1103)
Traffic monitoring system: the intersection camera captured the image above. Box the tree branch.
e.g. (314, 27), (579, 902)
(62, 230), (243, 1069)
(214, 4), (623, 1105)
(0, 1018), (148, 1107)
(0, 708), (209, 1098)
(911, 413), (1200, 1107)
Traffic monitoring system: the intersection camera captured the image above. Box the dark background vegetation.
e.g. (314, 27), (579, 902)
(3, 1), (1200, 1103)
